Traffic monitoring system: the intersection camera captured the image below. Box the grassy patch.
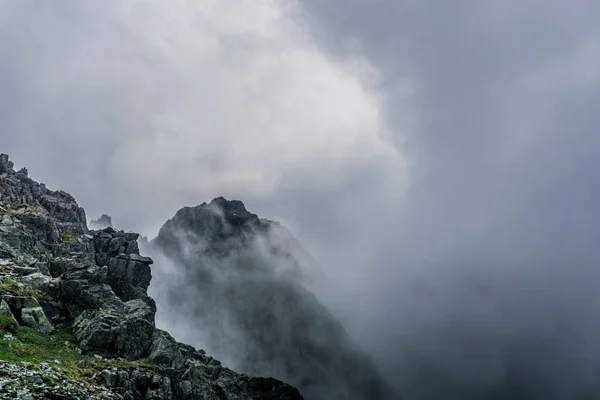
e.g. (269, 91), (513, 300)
(0, 203), (47, 216)
(0, 314), (18, 334)
(60, 234), (79, 244)
(0, 326), (155, 382)
(0, 279), (45, 301)
(22, 205), (47, 215)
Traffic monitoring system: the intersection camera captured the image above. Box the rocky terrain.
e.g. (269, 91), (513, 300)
(0, 153), (303, 400)
(148, 198), (400, 400)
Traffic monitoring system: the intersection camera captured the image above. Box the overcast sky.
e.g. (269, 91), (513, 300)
(2, 1), (600, 396)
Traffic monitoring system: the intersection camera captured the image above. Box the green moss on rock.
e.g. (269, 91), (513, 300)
(0, 279), (45, 301)
(0, 314), (18, 334)
(60, 234), (79, 244)
(0, 326), (155, 383)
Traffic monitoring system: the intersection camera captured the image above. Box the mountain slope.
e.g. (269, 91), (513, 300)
(0, 154), (303, 400)
(149, 197), (400, 400)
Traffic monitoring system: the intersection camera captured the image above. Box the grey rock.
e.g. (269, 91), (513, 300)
(0, 359), (123, 399)
(114, 300), (156, 359)
(107, 257), (152, 302)
(145, 374), (173, 400)
(177, 380), (193, 398)
(73, 309), (120, 355)
(117, 253), (153, 264)
(101, 369), (118, 387)
(96, 252), (110, 266)
(73, 299), (154, 360)
(0, 154), (86, 234)
(124, 239), (139, 255)
(2, 296), (54, 334)
(0, 298), (14, 316)
(0, 299), (18, 331)
(21, 306), (55, 334)
(17, 273), (66, 323)
(34, 261), (50, 275)
(16, 167), (28, 177)
(149, 330), (190, 369)
(18, 272), (58, 295)
(48, 257), (78, 278)
(0, 154), (306, 400)
(100, 231), (114, 239)
(107, 236), (128, 256)
(64, 281), (125, 318)
(0, 154), (14, 173)
(11, 265), (38, 276)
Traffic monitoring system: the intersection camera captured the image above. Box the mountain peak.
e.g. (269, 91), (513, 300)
(208, 197), (258, 222)
(155, 197), (268, 254)
(209, 196), (246, 210)
(150, 197), (401, 400)
(0, 154), (304, 400)
(90, 214), (113, 230)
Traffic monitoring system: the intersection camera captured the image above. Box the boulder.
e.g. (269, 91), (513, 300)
(100, 368), (173, 400)
(74, 299), (155, 360)
(60, 280), (125, 318)
(149, 329), (195, 369)
(114, 299), (156, 359)
(19, 272), (59, 296)
(0, 299), (18, 331)
(106, 257), (152, 302)
(21, 304), (55, 335)
(18, 273), (65, 324)
(1, 295), (54, 334)
(48, 258), (79, 278)
(73, 309), (120, 355)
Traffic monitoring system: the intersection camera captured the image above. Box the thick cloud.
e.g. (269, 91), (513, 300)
(0, 0), (402, 235)
(2, 0), (600, 398)
(295, 1), (600, 397)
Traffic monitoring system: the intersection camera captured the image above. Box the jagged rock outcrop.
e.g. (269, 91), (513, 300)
(0, 154), (304, 400)
(150, 197), (400, 400)
(0, 154), (86, 237)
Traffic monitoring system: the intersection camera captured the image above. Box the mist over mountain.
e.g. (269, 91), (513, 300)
(145, 197), (399, 400)
(2, 1), (600, 399)
(89, 214), (113, 230)
(145, 195), (600, 400)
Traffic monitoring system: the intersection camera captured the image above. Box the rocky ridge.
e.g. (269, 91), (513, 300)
(150, 198), (400, 400)
(0, 154), (303, 400)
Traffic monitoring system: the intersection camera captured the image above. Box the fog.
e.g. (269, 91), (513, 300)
(1, 1), (600, 398)
(141, 200), (396, 399)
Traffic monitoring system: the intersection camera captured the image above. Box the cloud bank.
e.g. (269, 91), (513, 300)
(0, 0), (402, 236)
(2, 1), (600, 398)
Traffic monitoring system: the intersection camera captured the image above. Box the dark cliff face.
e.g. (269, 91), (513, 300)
(149, 197), (400, 400)
(0, 154), (303, 400)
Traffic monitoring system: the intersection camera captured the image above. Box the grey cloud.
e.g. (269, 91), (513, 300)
(2, 0), (600, 398)
(295, 0), (600, 397)
(0, 0), (396, 235)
